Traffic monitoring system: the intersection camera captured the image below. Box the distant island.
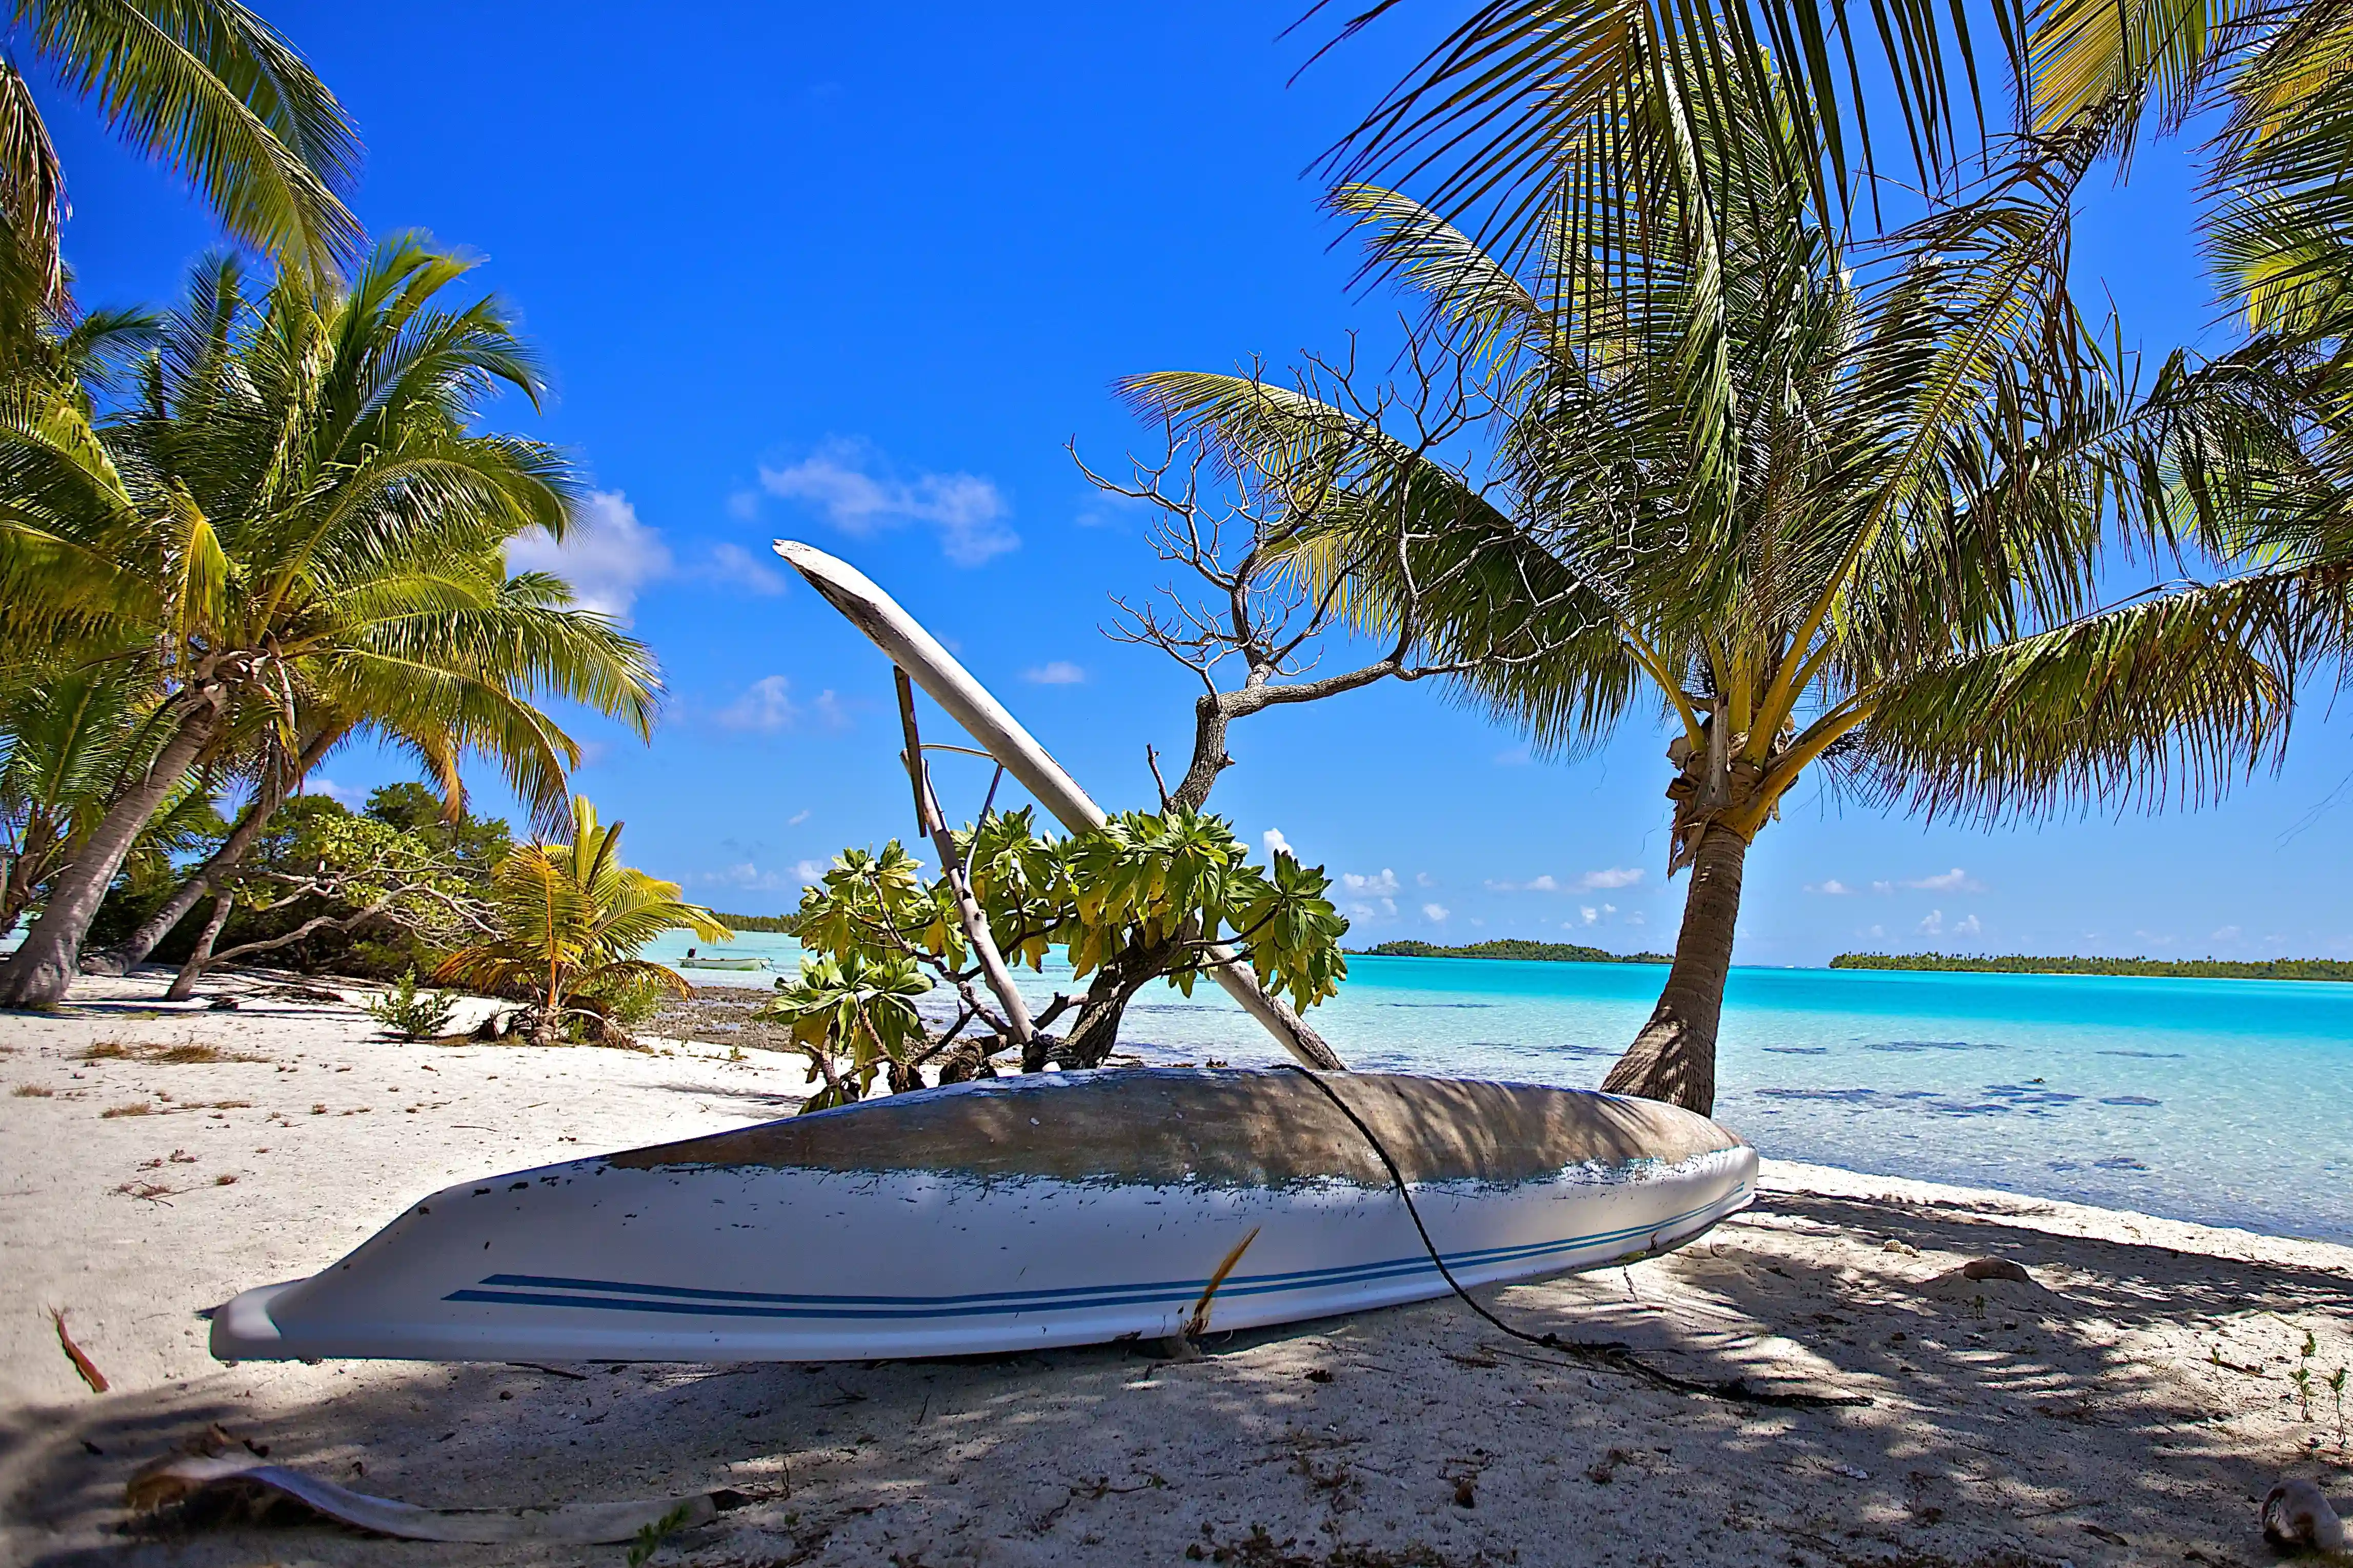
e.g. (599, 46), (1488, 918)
(1829, 951), (2353, 982)
(711, 911), (798, 934)
(1355, 939), (1672, 964)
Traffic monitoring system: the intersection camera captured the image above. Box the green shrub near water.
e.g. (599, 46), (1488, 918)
(768, 806), (1348, 1105)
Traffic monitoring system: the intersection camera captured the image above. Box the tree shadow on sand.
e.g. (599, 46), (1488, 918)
(6, 1185), (2348, 1567)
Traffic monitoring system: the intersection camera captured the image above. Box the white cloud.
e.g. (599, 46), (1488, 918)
(1955, 913), (1982, 936)
(508, 490), (673, 622)
(1074, 488), (1151, 531)
(1343, 898), (1398, 921)
(793, 859), (831, 884)
(507, 491), (789, 616)
(1416, 871), (1438, 888)
(1917, 909), (1981, 937)
(2210, 924), (2241, 943)
(1578, 906), (1599, 926)
(1484, 873), (1560, 893)
(715, 675), (842, 734)
(700, 861), (799, 892)
(1578, 867), (1644, 891)
(1422, 902), (1450, 923)
(1902, 867), (1986, 893)
(787, 808), (812, 826)
(1493, 744), (1533, 767)
(1023, 660), (1086, 685)
(718, 675), (797, 732)
(760, 439), (1017, 566)
(1870, 880), (1894, 894)
(1262, 828), (1292, 858)
(303, 776), (364, 805)
(702, 541), (788, 595)
(1805, 879), (1855, 895)
(1342, 869), (1401, 897)
(1918, 909), (1944, 935)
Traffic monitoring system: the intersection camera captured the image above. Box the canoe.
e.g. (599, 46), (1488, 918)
(208, 1069), (1754, 1365)
(677, 956), (769, 971)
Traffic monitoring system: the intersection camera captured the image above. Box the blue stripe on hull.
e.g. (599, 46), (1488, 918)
(439, 1184), (1748, 1323)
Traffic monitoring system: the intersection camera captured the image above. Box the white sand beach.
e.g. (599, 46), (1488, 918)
(4, 969), (2349, 1566)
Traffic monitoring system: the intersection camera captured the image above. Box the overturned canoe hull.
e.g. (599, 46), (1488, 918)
(210, 1069), (1754, 1364)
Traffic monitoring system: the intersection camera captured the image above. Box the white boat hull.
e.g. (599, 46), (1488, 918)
(210, 1070), (1754, 1364)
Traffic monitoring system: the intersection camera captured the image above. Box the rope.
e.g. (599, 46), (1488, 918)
(1279, 1064), (1868, 1409)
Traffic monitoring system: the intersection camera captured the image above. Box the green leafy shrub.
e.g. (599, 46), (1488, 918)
(365, 970), (459, 1040)
(767, 806), (1345, 1105)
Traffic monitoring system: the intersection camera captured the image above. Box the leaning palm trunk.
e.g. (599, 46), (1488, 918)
(0, 702), (220, 1008)
(87, 821), (249, 976)
(88, 729), (341, 975)
(1601, 829), (1748, 1114)
(165, 892), (237, 1002)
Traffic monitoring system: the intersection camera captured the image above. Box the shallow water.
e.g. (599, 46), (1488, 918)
(643, 930), (2353, 1244)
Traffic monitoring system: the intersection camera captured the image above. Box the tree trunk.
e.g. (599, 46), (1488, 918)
(2, 850), (37, 936)
(2, 824), (70, 936)
(1045, 930), (1186, 1070)
(85, 729), (332, 976)
(1600, 826), (1748, 1115)
(1170, 695), (1233, 812)
(1055, 964), (1156, 1069)
(0, 702), (220, 1009)
(165, 891), (235, 1002)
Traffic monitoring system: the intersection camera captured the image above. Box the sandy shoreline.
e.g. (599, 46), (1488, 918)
(4, 969), (2348, 1566)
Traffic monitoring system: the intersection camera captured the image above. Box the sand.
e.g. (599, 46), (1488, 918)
(3, 968), (2349, 1567)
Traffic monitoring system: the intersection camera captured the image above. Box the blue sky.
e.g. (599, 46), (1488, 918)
(37, 2), (2353, 964)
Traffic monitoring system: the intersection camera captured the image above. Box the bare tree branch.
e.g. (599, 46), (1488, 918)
(1078, 336), (1590, 813)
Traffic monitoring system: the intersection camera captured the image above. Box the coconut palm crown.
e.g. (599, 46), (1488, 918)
(0, 237), (662, 1006)
(1133, 64), (2299, 1114)
(1, 0), (361, 306)
(435, 796), (731, 1042)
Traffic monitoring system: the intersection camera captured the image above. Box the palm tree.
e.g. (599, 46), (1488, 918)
(1314, 0), (2353, 461)
(0, 237), (661, 1007)
(1133, 65), (2300, 1114)
(0, 0), (360, 306)
(435, 796), (731, 1045)
(1313, 0), (2323, 264)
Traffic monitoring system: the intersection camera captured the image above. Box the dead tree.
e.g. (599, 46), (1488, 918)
(1063, 336), (1588, 1049)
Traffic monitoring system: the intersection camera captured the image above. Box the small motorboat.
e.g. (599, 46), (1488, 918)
(677, 954), (770, 971)
(209, 1069), (1753, 1365)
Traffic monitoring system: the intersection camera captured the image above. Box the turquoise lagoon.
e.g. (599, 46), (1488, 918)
(643, 929), (2353, 1245)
